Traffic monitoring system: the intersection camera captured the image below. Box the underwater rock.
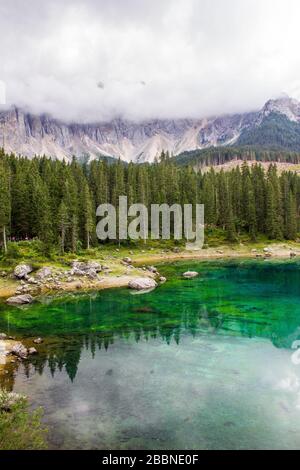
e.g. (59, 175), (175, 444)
(183, 271), (199, 279)
(133, 306), (156, 313)
(6, 294), (34, 305)
(128, 278), (157, 291)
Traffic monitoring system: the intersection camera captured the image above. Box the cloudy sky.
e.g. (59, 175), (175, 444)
(1, 0), (300, 122)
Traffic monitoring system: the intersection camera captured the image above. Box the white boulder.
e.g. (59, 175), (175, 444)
(14, 264), (33, 279)
(6, 294), (34, 305)
(128, 278), (157, 291)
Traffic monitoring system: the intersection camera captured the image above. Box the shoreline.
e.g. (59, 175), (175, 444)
(0, 242), (299, 301)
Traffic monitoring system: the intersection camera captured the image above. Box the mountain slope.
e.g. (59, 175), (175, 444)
(1, 95), (300, 162)
(237, 112), (300, 151)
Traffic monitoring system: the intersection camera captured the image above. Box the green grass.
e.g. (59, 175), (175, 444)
(0, 232), (299, 273)
(0, 390), (48, 450)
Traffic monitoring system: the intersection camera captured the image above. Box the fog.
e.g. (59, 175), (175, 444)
(1, 0), (300, 122)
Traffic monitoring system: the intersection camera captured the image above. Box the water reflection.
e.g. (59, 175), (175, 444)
(1, 259), (300, 387)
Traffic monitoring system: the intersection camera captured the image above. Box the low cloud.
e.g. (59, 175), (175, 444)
(1, 0), (300, 122)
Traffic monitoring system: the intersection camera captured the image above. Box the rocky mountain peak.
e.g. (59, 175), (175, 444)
(261, 95), (300, 122)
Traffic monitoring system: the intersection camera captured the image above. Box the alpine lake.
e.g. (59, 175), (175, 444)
(1, 259), (300, 450)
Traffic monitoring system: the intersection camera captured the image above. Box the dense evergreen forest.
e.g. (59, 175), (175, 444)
(174, 145), (300, 167)
(0, 148), (299, 255)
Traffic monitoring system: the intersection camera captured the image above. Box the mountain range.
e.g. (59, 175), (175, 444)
(1, 95), (300, 163)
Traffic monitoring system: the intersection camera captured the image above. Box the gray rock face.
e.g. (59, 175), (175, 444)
(6, 294), (34, 305)
(1, 97), (299, 163)
(183, 271), (199, 279)
(0, 105), (258, 163)
(14, 264), (33, 279)
(128, 278), (157, 290)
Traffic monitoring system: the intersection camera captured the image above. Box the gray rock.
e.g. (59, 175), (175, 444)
(70, 267), (86, 276)
(183, 271), (199, 279)
(11, 342), (28, 359)
(36, 266), (52, 280)
(14, 264), (33, 279)
(147, 266), (157, 273)
(0, 333), (7, 340)
(71, 260), (101, 273)
(28, 347), (38, 355)
(159, 276), (167, 283)
(123, 257), (132, 264)
(86, 261), (102, 272)
(33, 337), (43, 344)
(6, 294), (34, 305)
(128, 278), (157, 291)
(86, 268), (99, 280)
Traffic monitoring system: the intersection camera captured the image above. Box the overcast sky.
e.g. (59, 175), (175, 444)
(1, 0), (300, 122)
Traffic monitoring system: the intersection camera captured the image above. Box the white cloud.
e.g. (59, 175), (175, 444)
(0, 81), (6, 105)
(1, 0), (300, 122)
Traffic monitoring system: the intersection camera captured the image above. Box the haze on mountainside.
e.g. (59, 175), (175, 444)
(1, 0), (300, 123)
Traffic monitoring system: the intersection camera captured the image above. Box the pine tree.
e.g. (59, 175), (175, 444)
(57, 201), (69, 254)
(0, 160), (11, 253)
(81, 181), (94, 249)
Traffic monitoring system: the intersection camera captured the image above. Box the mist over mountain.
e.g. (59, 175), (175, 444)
(1, 96), (300, 163)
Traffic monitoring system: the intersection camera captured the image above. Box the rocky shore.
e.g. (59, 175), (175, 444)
(0, 257), (167, 305)
(0, 334), (37, 371)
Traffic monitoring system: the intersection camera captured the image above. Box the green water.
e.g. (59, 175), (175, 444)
(1, 259), (300, 449)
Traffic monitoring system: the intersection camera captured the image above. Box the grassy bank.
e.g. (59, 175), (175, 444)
(0, 390), (48, 450)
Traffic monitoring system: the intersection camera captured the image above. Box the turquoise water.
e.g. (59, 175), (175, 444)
(1, 259), (300, 449)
